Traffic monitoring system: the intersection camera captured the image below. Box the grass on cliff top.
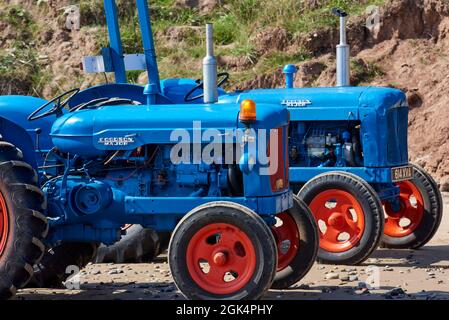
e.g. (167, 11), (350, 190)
(1, 0), (387, 96)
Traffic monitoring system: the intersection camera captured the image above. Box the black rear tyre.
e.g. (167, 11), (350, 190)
(94, 225), (161, 263)
(271, 195), (318, 289)
(299, 172), (384, 265)
(169, 202), (277, 300)
(381, 164), (443, 249)
(0, 144), (48, 299)
(27, 242), (98, 288)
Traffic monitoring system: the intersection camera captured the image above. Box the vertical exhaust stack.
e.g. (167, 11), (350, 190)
(203, 23), (219, 104)
(332, 8), (350, 87)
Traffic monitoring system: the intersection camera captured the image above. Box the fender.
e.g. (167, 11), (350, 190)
(0, 117), (39, 170)
(0, 95), (57, 169)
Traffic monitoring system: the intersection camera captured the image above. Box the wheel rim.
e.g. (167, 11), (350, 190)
(272, 212), (299, 271)
(383, 181), (424, 238)
(0, 191), (9, 257)
(186, 223), (257, 295)
(309, 189), (365, 253)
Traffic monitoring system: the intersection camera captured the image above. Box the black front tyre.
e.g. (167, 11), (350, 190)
(382, 164), (443, 249)
(299, 172), (384, 265)
(169, 202), (277, 300)
(0, 144), (48, 299)
(271, 195), (318, 289)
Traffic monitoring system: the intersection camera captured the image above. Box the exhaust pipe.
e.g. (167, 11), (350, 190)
(332, 8), (350, 87)
(203, 23), (218, 103)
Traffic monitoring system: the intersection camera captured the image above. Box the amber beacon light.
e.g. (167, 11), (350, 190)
(239, 99), (257, 123)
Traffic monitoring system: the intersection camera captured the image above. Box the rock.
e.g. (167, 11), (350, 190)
(385, 287), (406, 299)
(339, 274), (350, 282)
(349, 275), (359, 282)
(108, 269), (124, 275)
(356, 282), (368, 290)
(440, 176), (449, 192)
(321, 287), (333, 293)
(294, 284), (311, 290)
(325, 272), (339, 280)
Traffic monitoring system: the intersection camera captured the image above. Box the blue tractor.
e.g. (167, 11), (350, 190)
(221, 8), (443, 265)
(0, 0), (319, 300)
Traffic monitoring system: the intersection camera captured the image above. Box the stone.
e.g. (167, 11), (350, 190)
(325, 272), (339, 280)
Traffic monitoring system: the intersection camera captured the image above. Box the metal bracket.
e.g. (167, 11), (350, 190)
(82, 50), (147, 74)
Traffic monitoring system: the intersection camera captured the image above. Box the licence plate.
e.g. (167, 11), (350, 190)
(391, 166), (414, 182)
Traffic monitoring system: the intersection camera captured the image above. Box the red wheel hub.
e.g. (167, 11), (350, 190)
(309, 189), (365, 253)
(0, 191), (9, 257)
(186, 223), (256, 295)
(272, 212), (300, 271)
(383, 181), (424, 238)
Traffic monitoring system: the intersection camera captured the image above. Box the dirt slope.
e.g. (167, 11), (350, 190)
(238, 0), (449, 188)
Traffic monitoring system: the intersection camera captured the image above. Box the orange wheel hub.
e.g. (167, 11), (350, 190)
(0, 191), (9, 257)
(272, 212), (300, 271)
(309, 189), (365, 253)
(186, 223), (256, 295)
(383, 181), (424, 238)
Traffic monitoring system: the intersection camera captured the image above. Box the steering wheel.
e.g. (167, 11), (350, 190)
(184, 72), (230, 102)
(28, 88), (80, 121)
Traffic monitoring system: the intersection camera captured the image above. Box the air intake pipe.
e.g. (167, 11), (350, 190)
(332, 8), (350, 87)
(203, 23), (219, 104)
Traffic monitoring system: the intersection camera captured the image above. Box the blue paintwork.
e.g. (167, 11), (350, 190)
(219, 84), (409, 200)
(0, 0), (410, 249)
(283, 64), (298, 89)
(0, 0), (290, 245)
(104, 0), (127, 83)
(0, 95), (55, 170)
(51, 102), (288, 157)
(136, 0), (162, 104)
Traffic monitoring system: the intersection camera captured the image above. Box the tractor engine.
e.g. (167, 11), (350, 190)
(43, 143), (242, 244)
(289, 121), (364, 168)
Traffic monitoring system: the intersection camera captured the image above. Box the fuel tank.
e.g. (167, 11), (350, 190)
(50, 102), (289, 158)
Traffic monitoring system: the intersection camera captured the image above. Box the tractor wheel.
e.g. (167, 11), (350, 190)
(381, 164), (443, 249)
(94, 225), (161, 263)
(169, 202), (277, 300)
(271, 195), (318, 289)
(299, 172), (384, 265)
(27, 242), (98, 288)
(0, 144), (48, 299)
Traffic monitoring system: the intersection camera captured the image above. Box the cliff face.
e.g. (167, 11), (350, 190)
(0, 0), (448, 188)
